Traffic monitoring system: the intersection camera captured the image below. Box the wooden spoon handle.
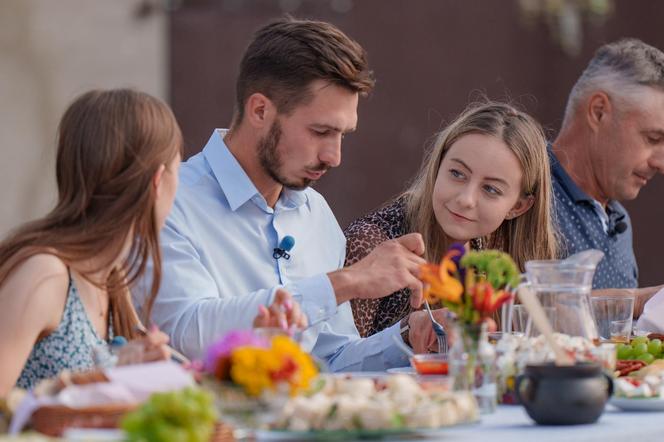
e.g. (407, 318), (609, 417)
(518, 284), (574, 366)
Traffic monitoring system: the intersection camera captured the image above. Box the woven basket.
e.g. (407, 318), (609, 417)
(31, 403), (137, 437)
(210, 421), (237, 442)
(31, 404), (238, 441)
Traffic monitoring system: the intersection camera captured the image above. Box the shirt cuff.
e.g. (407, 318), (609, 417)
(284, 274), (338, 326)
(381, 321), (412, 368)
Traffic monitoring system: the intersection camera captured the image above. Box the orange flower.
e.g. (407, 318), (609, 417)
(420, 255), (464, 304)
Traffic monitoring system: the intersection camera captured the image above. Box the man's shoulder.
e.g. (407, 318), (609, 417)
(299, 187), (344, 238)
(175, 152), (225, 205)
(301, 187), (334, 213)
(179, 151), (212, 187)
(165, 152), (226, 228)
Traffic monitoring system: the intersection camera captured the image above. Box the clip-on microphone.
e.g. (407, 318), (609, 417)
(608, 211), (627, 237)
(273, 235), (295, 260)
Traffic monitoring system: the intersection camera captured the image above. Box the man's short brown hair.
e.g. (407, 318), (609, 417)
(234, 16), (375, 122)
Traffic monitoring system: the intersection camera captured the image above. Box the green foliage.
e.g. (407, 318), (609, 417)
(460, 250), (520, 289)
(121, 387), (217, 442)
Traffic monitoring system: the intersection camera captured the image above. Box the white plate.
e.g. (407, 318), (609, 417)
(386, 366), (416, 375)
(331, 371), (388, 378)
(255, 423), (477, 440)
(610, 396), (664, 411)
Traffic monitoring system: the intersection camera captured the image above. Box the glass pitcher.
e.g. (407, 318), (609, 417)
(524, 254), (601, 342)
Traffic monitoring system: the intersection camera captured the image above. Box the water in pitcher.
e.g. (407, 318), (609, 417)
(525, 252), (602, 342)
(534, 286), (598, 342)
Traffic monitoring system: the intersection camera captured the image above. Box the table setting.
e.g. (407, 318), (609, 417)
(3, 247), (664, 441)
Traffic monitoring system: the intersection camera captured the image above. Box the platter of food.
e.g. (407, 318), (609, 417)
(254, 426), (468, 440)
(266, 374), (478, 437)
(609, 396), (664, 412)
(611, 356), (664, 411)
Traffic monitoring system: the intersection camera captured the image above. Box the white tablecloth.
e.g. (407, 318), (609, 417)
(255, 404), (664, 441)
(432, 404), (662, 442)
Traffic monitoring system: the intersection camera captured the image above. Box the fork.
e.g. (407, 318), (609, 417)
(424, 301), (448, 353)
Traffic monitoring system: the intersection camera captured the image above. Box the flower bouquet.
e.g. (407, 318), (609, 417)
(419, 244), (519, 326)
(200, 329), (318, 431)
(418, 244), (519, 401)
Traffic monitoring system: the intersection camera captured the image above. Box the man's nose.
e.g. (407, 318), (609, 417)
(319, 136), (342, 168)
(649, 147), (664, 174)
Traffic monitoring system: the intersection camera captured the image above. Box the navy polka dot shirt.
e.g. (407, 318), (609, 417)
(550, 149), (638, 289)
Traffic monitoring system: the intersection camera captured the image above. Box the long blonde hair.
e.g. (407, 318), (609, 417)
(0, 89), (183, 339)
(403, 102), (558, 270)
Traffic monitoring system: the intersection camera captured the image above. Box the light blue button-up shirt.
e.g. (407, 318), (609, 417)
(134, 130), (409, 371)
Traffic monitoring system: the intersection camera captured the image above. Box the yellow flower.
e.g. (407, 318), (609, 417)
(270, 336), (318, 396)
(228, 335), (319, 397)
(230, 347), (275, 396)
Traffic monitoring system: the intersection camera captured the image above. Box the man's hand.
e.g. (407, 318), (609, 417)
(406, 308), (453, 354)
(329, 233), (427, 308)
(635, 285), (664, 317)
(592, 285), (664, 318)
(253, 289), (308, 329)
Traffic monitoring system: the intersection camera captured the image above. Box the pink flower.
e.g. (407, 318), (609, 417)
(204, 330), (269, 374)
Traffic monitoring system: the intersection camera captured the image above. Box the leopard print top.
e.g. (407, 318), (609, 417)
(345, 197), (412, 337)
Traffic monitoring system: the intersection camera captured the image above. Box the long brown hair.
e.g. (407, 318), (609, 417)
(403, 102), (558, 270)
(0, 89), (182, 339)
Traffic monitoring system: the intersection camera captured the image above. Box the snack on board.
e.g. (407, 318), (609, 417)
(614, 360), (664, 399)
(615, 360), (648, 377)
(617, 336), (663, 366)
(274, 374), (478, 432)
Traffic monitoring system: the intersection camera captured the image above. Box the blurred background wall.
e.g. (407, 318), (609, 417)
(0, 0), (167, 235)
(2, 0), (663, 286)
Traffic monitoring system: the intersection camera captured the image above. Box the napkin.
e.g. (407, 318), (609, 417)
(636, 287), (664, 333)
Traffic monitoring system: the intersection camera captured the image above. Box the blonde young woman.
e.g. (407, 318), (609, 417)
(0, 89), (304, 395)
(346, 102), (558, 337)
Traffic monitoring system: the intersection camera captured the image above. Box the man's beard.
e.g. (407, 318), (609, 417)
(257, 120), (322, 190)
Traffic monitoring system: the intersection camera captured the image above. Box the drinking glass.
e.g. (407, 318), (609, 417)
(590, 296), (634, 342)
(512, 305), (529, 334)
(609, 319), (632, 344)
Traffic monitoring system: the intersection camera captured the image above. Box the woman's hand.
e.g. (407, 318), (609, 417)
(253, 289), (308, 330)
(123, 326), (171, 364)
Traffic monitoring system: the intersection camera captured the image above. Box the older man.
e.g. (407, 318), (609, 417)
(134, 17), (449, 371)
(551, 38), (664, 314)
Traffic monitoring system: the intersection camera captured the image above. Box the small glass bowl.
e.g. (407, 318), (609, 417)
(410, 353), (449, 376)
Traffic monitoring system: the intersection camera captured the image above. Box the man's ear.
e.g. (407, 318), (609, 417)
(244, 93), (276, 130)
(586, 92), (613, 132)
(505, 194), (535, 220)
(152, 164), (166, 198)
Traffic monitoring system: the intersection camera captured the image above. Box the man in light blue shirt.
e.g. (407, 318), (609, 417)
(135, 17), (447, 371)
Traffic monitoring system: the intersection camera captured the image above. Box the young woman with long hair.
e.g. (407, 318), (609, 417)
(346, 102), (559, 337)
(0, 89), (305, 395)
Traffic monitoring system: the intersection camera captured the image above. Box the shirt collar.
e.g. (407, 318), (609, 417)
(548, 145), (594, 204)
(549, 144), (626, 216)
(202, 129), (308, 212)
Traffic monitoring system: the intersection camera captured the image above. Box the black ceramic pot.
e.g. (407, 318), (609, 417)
(516, 362), (613, 425)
